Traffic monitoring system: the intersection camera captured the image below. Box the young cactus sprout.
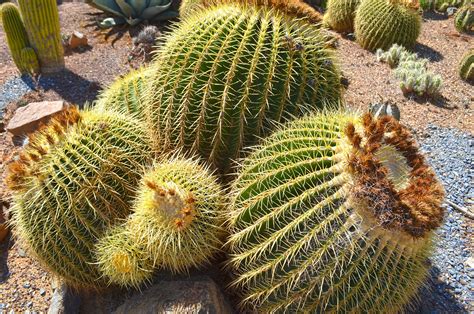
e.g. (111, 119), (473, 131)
(6, 106), (153, 288)
(95, 157), (226, 288)
(227, 111), (445, 313)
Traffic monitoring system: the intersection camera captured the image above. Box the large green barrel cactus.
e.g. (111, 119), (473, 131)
(354, 0), (422, 51)
(17, 0), (64, 73)
(179, 0), (323, 22)
(95, 67), (152, 116)
(459, 49), (474, 81)
(95, 157), (226, 288)
(0, 3), (39, 74)
(145, 4), (342, 174)
(227, 112), (445, 312)
(6, 107), (153, 288)
(323, 0), (361, 32)
(455, 3), (473, 33)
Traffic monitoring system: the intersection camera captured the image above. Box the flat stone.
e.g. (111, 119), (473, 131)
(113, 276), (233, 314)
(69, 31), (88, 49)
(6, 101), (66, 136)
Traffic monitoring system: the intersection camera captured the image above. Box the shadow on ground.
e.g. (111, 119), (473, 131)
(409, 266), (467, 313)
(21, 70), (101, 106)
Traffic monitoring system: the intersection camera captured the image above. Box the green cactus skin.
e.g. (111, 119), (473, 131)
(95, 67), (152, 116)
(459, 49), (474, 81)
(323, 0), (361, 33)
(17, 0), (64, 73)
(95, 157), (226, 287)
(145, 4), (342, 174)
(455, 3), (473, 33)
(227, 112), (445, 313)
(20, 47), (40, 74)
(354, 0), (422, 51)
(6, 107), (153, 288)
(0, 3), (38, 74)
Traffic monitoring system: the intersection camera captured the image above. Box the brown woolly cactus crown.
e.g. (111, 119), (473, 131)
(345, 113), (445, 237)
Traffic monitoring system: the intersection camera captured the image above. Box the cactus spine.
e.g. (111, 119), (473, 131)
(227, 112), (445, 312)
(459, 49), (474, 81)
(145, 4), (342, 174)
(17, 0), (64, 73)
(1, 3), (39, 74)
(96, 67), (152, 116)
(354, 0), (422, 51)
(6, 107), (153, 288)
(323, 0), (361, 33)
(95, 157), (226, 288)
(454, 3), (473, 33)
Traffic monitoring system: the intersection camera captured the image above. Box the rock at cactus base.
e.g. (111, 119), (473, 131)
(354, 0), (422, 51)
(227, 111), (444, 313)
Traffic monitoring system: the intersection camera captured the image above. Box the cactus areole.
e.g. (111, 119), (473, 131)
(228, 112), (445, 312)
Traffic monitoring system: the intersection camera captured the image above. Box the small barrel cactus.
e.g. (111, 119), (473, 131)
(17, 0), (64, 73)
(145, 4), (342, 174)
(95, 67), (152, 116)
(395, 60), (443, 96)
(323, 0), (361, 33)
(459, 49), (474, 81)
(354, 0), (422, 51)
(454, 3), (473, 33)
(6, 107), (153, 288)
(227, 112), (445, 312)
(0, 3), (39, 74)
(376, 43), (418, 68)
(95, 157), (226, 287)
(179, 0), (323, 22)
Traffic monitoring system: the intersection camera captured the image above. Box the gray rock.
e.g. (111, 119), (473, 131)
(48, 282), (81, 314)
(113, 276), (233, 314)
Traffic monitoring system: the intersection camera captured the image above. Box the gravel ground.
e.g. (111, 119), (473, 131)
(415, 125), (474, 313)
(0, 76), (35, 119)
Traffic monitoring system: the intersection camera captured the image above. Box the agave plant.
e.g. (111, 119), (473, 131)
(86, 0), (178, 27)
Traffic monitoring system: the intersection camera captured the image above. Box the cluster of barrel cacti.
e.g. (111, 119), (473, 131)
(0, 0), (64, 74)
(323, 0), (422, 51)
(5, 0), (446, 312)
(420, 0), (464, 12)
(377, 44), (443, 96)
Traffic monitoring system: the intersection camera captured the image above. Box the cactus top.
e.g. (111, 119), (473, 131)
(180, 0), (323, 22)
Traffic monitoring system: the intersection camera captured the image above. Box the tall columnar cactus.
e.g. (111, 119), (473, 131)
(459, 49), (474, 81)
(179, 0), (323, 22)
(0, 3), (39, 74)
(145, 4), (342, 174)
(323, 0), (361, 33)
(17, 0), (64, 73)
(354, 0), (422, 51)
(227, 112), (445, 312)
(454, 3), (473, 33)
(6, 107), (153, 288)
(95, 67), (152, 116)
(95, 157), (226, 288)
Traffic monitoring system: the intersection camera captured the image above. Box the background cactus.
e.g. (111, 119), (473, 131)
(227, 112), (445, 312)
(354, 0), (422, 51)
(376, 44), (417, 68)
(419, 0), (464, 12)
(394, 60), (443, 96)
(17, 0), (64, 73)
(178, 0), (323, 22)
(95, 157), (226, 287)
(6, 107), (153, 288)
(95, 67), (152, 116)
(0, 3), (39, 74)
(459, 49), (474, 81)
(323, 0), (361, 33)
(454, 2), (473, 32)
(145, 4), (342, 174)
(86, 0), (178, 27)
